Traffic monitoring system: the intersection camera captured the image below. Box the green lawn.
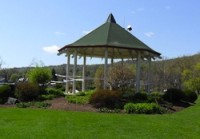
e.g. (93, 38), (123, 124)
(0, 99), (200, 139)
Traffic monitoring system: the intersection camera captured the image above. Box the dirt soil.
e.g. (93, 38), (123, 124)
(46, 97), (97, 112)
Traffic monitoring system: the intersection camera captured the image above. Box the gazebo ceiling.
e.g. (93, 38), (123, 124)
(58, 13), (161, 59)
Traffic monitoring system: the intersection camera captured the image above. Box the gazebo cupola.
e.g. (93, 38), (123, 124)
(58, 13), (161, 93)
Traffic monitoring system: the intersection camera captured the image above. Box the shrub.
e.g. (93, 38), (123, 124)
(148, 92), (164, 104)
(0, 85), (12, 104)
(66, 90), (94, 104)
(46, 88), (64, 97)
(163, 88), (185, 103)
(183, 90), (198, 103)
(39, 94), (55, 100)
(15, 82), (39, 102)
(124, 103), (162, 114)
(16, 102), (51, 108)
(89, 89), (122, 109)
(132, 92), (148, 103)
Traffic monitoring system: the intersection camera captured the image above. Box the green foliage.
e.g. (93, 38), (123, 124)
(9, 73), (20, 82)
(39, 88), (64, 100)
(163, 88), (198, 103)
(132, 92), (148, 102)
(16, 101), (50, 108)
(15, 82), (39, 102)
(124, 103), (162, 114)
(46, 88), (64, 97)
(182, 63), (200, 93)
(66, 90), (93, 104)
(148, 92), (164, 104)
(0, 85), (12, 104)
(183, 90), (198, 103)
(94, 66), (104, 89)
(163, 88), (185, 103)
(27, 66), (52, 84)
(89, 89), (122, 109)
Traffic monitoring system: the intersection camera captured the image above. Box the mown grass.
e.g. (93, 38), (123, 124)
(0, 99), (200, 139)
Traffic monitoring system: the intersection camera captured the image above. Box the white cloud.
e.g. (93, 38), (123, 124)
(82, 30), (92, 35)
(144, 32), (155, 38)
(43, 45), (60, 54)
(54, 31), (65, 35)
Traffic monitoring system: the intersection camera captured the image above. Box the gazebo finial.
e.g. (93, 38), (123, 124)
(106, 13), (116, 23)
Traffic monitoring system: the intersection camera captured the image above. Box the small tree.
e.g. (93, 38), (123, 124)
(108, 64), (135, 92)
(94, 66), (104, 89)
(27, 65), (52, 85)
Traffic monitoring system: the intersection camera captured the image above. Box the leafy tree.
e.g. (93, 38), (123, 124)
(27, 65), (52, 85)
(10, 73), (20, 82)
(182, 63), (200, 93)
(108, 64), (135, 92)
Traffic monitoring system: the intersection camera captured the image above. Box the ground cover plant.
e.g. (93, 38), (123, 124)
(0, 98), (200, 138)
(66, 90), (93, 104)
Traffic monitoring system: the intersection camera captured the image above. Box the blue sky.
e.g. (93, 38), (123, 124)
(0, 0), (200, 68)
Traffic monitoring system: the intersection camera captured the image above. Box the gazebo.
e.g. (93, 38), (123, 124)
(58, 13), (161, 93)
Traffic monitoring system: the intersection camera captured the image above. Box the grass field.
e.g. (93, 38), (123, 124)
(0, 99), (200, 139)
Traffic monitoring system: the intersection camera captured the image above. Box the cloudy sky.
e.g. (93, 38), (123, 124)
(0, 0), (200, 68)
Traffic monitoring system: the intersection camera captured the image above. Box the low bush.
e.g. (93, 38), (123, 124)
(16, 102), (51, 108)
(67, 95), (89, 104)
(89, 89), (122, 109)
(163, 88), (185, 103)
(66, 90), (94, 104)
(183, 90), (198, 103)
(46, 88), (64, 97)
(39, 94), (55, 100)
(15, 82), (39, 102)
(0, 85), (12, 104)
(124, 103), (163, 114)
(132, 92), (148, 103)
(148, 92), (164, 104)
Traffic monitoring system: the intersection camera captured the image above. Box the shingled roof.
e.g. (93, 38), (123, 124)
(58, 14), (161, 58)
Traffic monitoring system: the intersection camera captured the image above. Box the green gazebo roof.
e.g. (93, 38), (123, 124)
(58, 14), (161, 58)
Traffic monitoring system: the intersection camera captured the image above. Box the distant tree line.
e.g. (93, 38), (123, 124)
(0, 53), (200, 93)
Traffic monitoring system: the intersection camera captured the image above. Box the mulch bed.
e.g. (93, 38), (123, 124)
(0, 97), (190, 113)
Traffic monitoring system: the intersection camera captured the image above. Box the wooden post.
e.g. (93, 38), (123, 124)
(65, 50), (70, 94)
(104, 47), (108, 89)
(147, 57), (151, 93)
(82, 55), (86, 92)
(136, 52), (141, 93)
(72, 49), (77, 94)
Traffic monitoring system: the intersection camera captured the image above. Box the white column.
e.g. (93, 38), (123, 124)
(72, 49), (77, 93)
(147, 57), (151, 93)
(82, 55), (86, 92)
(136, 52), (141, 93)
(65, 51), (70, 94)
(104, 47), (108, 89)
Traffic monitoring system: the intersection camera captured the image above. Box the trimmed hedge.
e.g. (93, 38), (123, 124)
(124, 103), (162, 114)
